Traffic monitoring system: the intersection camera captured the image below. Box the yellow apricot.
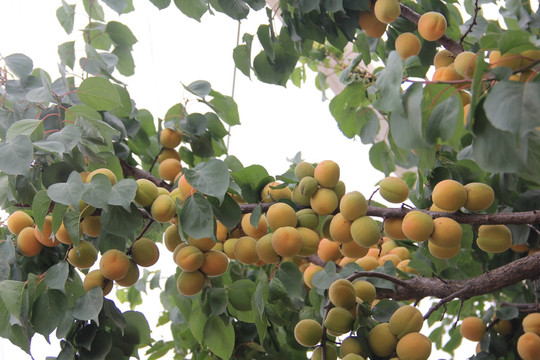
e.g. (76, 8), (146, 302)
(271, 226), (302, 257)
(402, 211), (434, 242)
(116, 260), (140, 287)
(517, 332), (540, 360)
(303, 263), (323, 288)
(340, 191), (368, 221)
(460, 316), (485, 341)
(176, 270), (206, 296)
(378, 254), (401, 267)
(374, 0), (400, 24)
(164, 224), (182, 252)
(383, 217), (407, 240)
(56, 222), (80, 245)
(428, 240), (460, 259)
(476, 225), (512, 253)
(379, 176), (409, 203)
(310, 188), (338, 216)
(317, 237), (341, 262)
(17, 227), (44, 257)
(417, 11), (447, 41)
(34, 216), (60, 247)
(434, 49), (455, 69)
(464, 182), (494, 212)
(223, 238), (238, 259)
(294, 319), (323, 347)
(340, 240), (369, 258)
(311, 344), (338, 360)
(294, 161), (315, 180)
(86, 168), (117, 185)
(358, 11), (387, 38)
(314, 160), (340, 188)
(81, 216), (101, 238)
(187, 236), (216, 252)
(241, 213), (268, 239)
(266, 202), (297, 231)
(523, 313), (540, 335)
(368, 323), (398, 357)
(333, 180), (346, 202)
(389, 305), (424, 338)
(199, 250), (229, 277)
(157, 148), (181, 163)
(353, 280), (376, 303)
(7, 211), (34, 235)
(260, 181), (292, 203)
(430, 217), (463, 248)
(459, 90), (471, 106)
(329, 279), (357, 308)
(234, 236), (259, 264)
(489, 50), (521, 70)
(432, 179), (467, 212)
(324, 306), (355, 335)
(355, 256), (379, 271)
(350, 216), (380, 247)
(340, 336), (367, 358)
(297, 227), (320, 256)
(388, 246), (410, 260)
(160, 127), (182, 148)
(520, 49), (540, 67)
(395, 33), (421, 60)
(454, 51), (478, 78)
(396, 332), (432, 360)
(158, 158), (182, 182)
(215, 221), (228, 242)
(67, 240), (98, 269)
(177, 174), (195, 199)
(150, 194), (176, 223)
(255, 233), (280, 264)
(329, 213), (353, 244)
(131, 238), (160, 267)
(83, 269), (113, 295)
(397, 259), (419, 274)
(134, 179), (159, 207)
(432, 66), (464, 83)
(99, 249), (131, 281)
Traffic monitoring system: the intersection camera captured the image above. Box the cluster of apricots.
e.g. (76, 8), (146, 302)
(517, 313), (540, 360)
(295, 278), (431, 360)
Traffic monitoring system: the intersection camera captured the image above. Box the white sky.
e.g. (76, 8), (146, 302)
(0, 1), (479, 359)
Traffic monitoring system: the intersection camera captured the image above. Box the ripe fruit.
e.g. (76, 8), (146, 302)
(356, 256), (379, 271)
(176, 245), (204, 272)
(131, 238), (160, 267)
(314, 160), (340, 188)
(177, 174), (195, 198)
(116, 261), (140, 287)
(160, 127), (182, 148)
(434, 49), (454, 69)
(430, 217), (463, 248)
(150, 194), (176, 223)
(294, 161), (315, 180)
(476, 225), (512, 253)
(340, 336), (366, 358)
(311, 344), (338, 360)
(379, 176), (409, 203)
(100, 249), (131, 281)
(176, 270), (206, 296)
(489, 50), (521, 70)
(158, 158), (182, 182)
(256, 233), (280, 264)
(350, 216), (380, 247)
(395, 33), (421, 60)
(464, 182), (494, 212)
(241, 213), (268, 239)
(454, 51), (477, 78)
(266, 202), (297, 231)
(134, 179), (159, 207)
(303, 263), (323, 288)
(329, 213), (353, 243)
(17, 227), (44, 257)
(297, 227), (320, 256)
(340, 191), (368, 221)
(428, 240), (460, 259)
(389, 305), (424, 338)
(460, 316), (485, 341)
(523, 313), (540, 335)
(396, 332), (432, 360)
(164, 224), (182, 252)
(234, 236), (259, 265)
(317, 238), (341, 262)
(368, 323), (398, 357)
(81, 216), (101, 238)
(374, 0), (401, 24)
(310, 188), (338, 216)
(384, 217), (407, 240)
(86, 168), (117, 185)
(157, 148), (181, 163)
(199, 250), (229, 276)
(417, 11), (447, 41)
(260, 181), (291, 203)
(432, 66), (464, 83)
(402, 211), (434, 242)
(353, 280), (376, 303)
(34, 216), (59, 247)
(358, 11), (387, 38)
(83, 270), (113, 295)
(340, 240), (369, 258)
(294, 319), (323, 347)
(431, 179), (468, 212)
(7, 211), (34, 235)
(67, 240), (98, 269)
(324, 307), (355, 335)
(517, 332), (540, 360)
(329, 279), (357, 308)
(271, 226), (302, 257)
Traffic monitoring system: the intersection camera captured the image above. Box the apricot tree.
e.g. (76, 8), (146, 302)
(1, 0), (540, 360)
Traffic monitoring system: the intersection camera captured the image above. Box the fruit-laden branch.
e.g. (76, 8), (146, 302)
(399, 4), (464, 55)
(119, 158), (170, 190)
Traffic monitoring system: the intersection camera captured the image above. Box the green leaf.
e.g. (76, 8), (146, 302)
(180, 193), (215, 239)
(32, 190), (51, 233)
(389, 83), (425, 150)
(209, 194), (242, 230)
(0, 280), (25, 320)
(47, 171), (85, 209)
(113, 45), (135, 76)
(426, 95), (460, 144)
(103, 0), (128, 14)
(190, 302), (207, 344)
(101, 204), (143, 238)
(233, 44), (251, 78)
(31, 290), (67, 337)
(124, 310), (152, 345)
(82, 174), (112, 209)
(44, 261), (69, 291)
(179, 113), (207, 136)
(184, 159), (231, 202)
(33, 139), (65, 155)
(371, 299), (400, 322)
(484, 81), (540, 142)
(109, 179), (137, 211)
(208, 288), (228, 315)
(205, 112), (229, 138)
(217, 0), (249, 19)
(0, 135), (34, 175)
(71, 287), (104, 323)
(495, 306), (519, 320)
(0, 299), (30, 354)
(329, 82), (365, 138)
(208, 90), (241, 126)
(299, 0), (320, 12)
(369, 141), (396, 176)
(5, 53), (33, 79)
(275, 262), (304, 301)
(77, 77), (121, 111)
(83, 0), (105, 21)
(252, 269), (268, 343)
(48, 125), (83, 152)
(149, 0), (171, 9)
(56, 1), (76, 34)
(373, 51), (404, 112)
(173, 0), (207, 21)
(184, 80), (212, 98)
(64, 207), (82, 248)
(204, 315), (235, 359)
(6, 119), (43, 142)
(231, 165), (271, 203)
(106, 21), (137, 48)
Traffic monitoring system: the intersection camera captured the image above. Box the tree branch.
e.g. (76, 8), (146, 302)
(119, 158), (171, 190)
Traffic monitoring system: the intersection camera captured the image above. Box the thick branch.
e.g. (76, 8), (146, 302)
(119, 158), (171, 190)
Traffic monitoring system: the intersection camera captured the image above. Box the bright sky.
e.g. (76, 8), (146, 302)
(0, 1), (481, 359)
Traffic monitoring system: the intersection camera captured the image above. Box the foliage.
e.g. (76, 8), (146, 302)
(0, 0), (540, 360)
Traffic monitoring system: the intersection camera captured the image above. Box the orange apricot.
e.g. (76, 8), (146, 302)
(199, 250), (229, 277)
(417, 11), (447, 41)
(7, 211), (34, 235)
(99, 249), (131, 281)
(234, 236), (259, 264)
(384, 217), (407, 240)
(131, 238), (160, 267)
(176, 270), (206, 296)
(401, 211), (434, 242)
(241, 213), (268, 239)
(517, 332), (540, 360)
(260, 181), (292, 203)
(429, 217), (463, 248)
(395, 33), (421, 60)
(460, 316), (485, 341)
(160, 127), (183, 148)
(158, 158), (182, 182)
(358, 11), (387, 38)
(266, 202), (297, 231)
(83, 269), (113, 295)
(297, 227), (320, 256)
(310, 188), (338, 216)
(464, 182), (494, 212)
(115, 260), (140, 287)
(374, 0), (401, 24)
(256, 233), (280, 264)
(67, 240), (98, 269)
(329, 213), (354, 243)
(314, 160), (340, 188)
(271, 226), (302, 257)
(317, 237), (341, 262)
(431, 179), (467, 212)
(434, 49), (454, 69)
(17, 227), (44, 257)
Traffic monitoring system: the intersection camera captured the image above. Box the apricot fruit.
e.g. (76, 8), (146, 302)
(324, 306), (355, 335)
(333, 180), (346, 201)
(83, 269), (113, 295)
(150, 194), (176, 223)
(81, 215), (101, 238)
(428, 240), (460, 259)
(164, 224), (183, 252)
(157, 148), (181, 163)
(355, 256), (379, 271)
(374, 0), (400, 24)
(311, 344), (337, 360)
(314, 160), (340, 188)
(176, 270), (206, 296)
(379, 176), (409, 203)
(397, 259), (419, 274)
(350, 216), (380, 247)
(223, 238), (238, 259)
(160, 127), (182, 149)
(303, 263), (323, 288)
(296, 208), (319, 230)
(383, 217), (406, 240)
(358, 10), (387, 38)
(460, 316), (485, 341)
(493, 319), (513, 335)
(134, 179), (159, 207)
(116, 260), (140, 287)
(454, 51), (477, 78)
(131, 237), (160, 267)
(241, 213), (268, 239)
(266, 202), (297, 231)
(368, 323), (398, 357)
(389, 305), (424, 338)
(340, 191), (368, 222)
(55, 222), (78, 245)
(489, 50), (521, 70)
(522, 312), (540, 335)
(294, 161), (315, 180)
(177, 174), (195, 199)
(7, 211), (34, 235)
(158, 158), (182, 182)
(310, 188), (338, 216)
(520, 49), (540, 68)
(328, 213), (353, 244)
(234, 236), (259, 264)
(432, 66), (464, 83)
(340, 336), (366, 358)
(317, 237), (341, 262)
(17, 227), (44, 257)
(34, 216), (60, 247)
(434, 49), (454, 69)
(99, 249), (131, 281)
(67, 240), (98, 269)
(476, 224), (512, 253)
(353, 280), (376, 303)
(298, 176), (319, 198)
(297, 227), (320, 256)
(464, 182), (494, 212)
(340, 240), (369, 258)
(271, 226), (302, 257)
(294, 319), (323, 347)
(401, 211), (434, 242)
(86, 168), (117, 185)
(430, 217), (463, 248)
(432, 179), (468, 211)
(260, 181), (291, 203)
(395, 33), (421, 60)
(253, 233), (278, 264)
(199, 250), (229, 276)
(329, 279), (357, 308)
(388, 246), (410, 260)
(417, 11), (447, 41)
(517, 332), (540, 360)
(378, 253), (401, 267)
(291, 184), (311, 206)
(396, 332), (432, 360)
(176, 245), (204, 271)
